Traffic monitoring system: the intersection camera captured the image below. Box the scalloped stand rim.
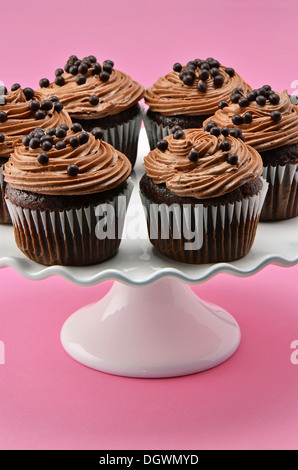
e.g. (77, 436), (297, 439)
(60, 278), (241, 378)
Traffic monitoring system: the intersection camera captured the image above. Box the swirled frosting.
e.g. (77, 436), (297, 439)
(143, 128), (263, 199)
(3, 126), (132, 196)
(0, 88), (71, 160)
(144, 59), (251, 116)
(204, 90), (298, 152)
(38, 56), (144, 119)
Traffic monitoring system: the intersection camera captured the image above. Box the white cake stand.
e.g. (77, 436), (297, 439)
(1, 129), (298, 378)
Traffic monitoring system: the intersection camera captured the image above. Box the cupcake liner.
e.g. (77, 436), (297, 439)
(0, 164), (11, 224)
(142, 109), (173, 150)
(5, 180), (133, 266)
(75, 108), (143, 168)
(140, 178), (268, 264)
(261, 163), (298, 221)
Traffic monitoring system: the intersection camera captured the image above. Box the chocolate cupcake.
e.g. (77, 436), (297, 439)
(143, 57), (251, 150)
(204, 87), (298, 220)
(0, 84), (71, 224)
(4, 123), (133, 266)
(140, 127), (267, 264)
(37, 55), (144, 167)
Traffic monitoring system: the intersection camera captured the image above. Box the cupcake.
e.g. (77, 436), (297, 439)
(139, 126), (267, 264)
(0, 84), (71, 224)
(37, 54), (144, 168)
(143, 57), (251, 150)
(204, 87), (298, 220)
(4, 123), (133, 266)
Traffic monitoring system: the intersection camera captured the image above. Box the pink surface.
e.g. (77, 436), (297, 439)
(0, 0), (298, 451)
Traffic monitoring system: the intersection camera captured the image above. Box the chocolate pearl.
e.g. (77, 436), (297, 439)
(179, 70), (187, 81)
(214, 74), (224, 87)
(220, 140), (231, 151)
(221, 127), (230, 137)
(49, 95), (59, 102)
(29, 137), (40, 149)
(269, 93), (280, 105)
(55, 68), (64, 76)
(69, 136), (80, 148)
(99, 71), (110, 82)
(231, 93), (241, 103)
(231, 114), (243, 125)
(68, 55), (78, 63)
(39, 78), (50, 88)
(256, 95), (266, 106)
(173, 129), (185, 139)
(76, 75), (86, 85)
(67, 164), (79, 176)
(89, 95), (99, 105)
(227, 154), (238, 165)
(82, 58), (92, 68)
(157, 139), (168, 151)
(23, 87), (34, 100)
(0, 111), (7, 123)
(59, 124), (69, 131)
(186, 60), (196, 68)
(199, 69), (209, 81)
(0, 133), (5, 143)
(92, 127), (104, 139)
(173, 62), (182, 72)
(183, 75), (194, 86)
(218, 100), (228, 109)
(55, 127), (67, 138)
(46, 128), (57, 136)
(78, 63), (89, 74)
(188, 149), (200, 162)
(171, 125), (182, 133)
(247, 91), (257, 101)
(69, 66), (78, 75)
(40, 134), (53, 144)
(195, 59), (203, 67)
(209, 59), (220, 69)
(54, 102), (64, 113)
(270, 110), (282, 122)
(238, 97), (249, 107)
(71, 122), (83, 133)
(34, 110), (46, 120)
(197, 81), (207, 92)
(55, 76), (65, 86)
(204, 120), (217, 132)
(92, 63), (102, 75)
(230, 127), (242, 138)
(225, 67), (235, 77)
(262, 85), (272, 92)
(34, 127), (45, 137)
(41, 100), (53, 111)
(256, 88), (267, 96)
(242, 112), (253, 124)
(210, 126), (221, 136)
(234, 87), (244, 94)
(89, 55), (98, 63)
(64, 63), (71, 73)
(79, 132), (89, 144)
(103, 59), (114, 67)
(55, 140), (66, 150)
(29, 100), (40, 111)
(210, 67), (220, 77)
(11, 83), (21, 91)
(200, 62), (210, 70)
(37, 152), (49, 164)
(103, 63), (113, 74)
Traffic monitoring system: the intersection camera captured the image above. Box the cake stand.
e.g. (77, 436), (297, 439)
(1, 129), (298, 378)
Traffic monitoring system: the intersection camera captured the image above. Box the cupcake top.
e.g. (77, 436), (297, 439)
(142, 125), (263, 199)
(3, 123), (132, 196)
(37, 54), (144, 120)
(203, 87), (298, 152)
(144, 57), (251, 116)
(0, 84), (71, 160)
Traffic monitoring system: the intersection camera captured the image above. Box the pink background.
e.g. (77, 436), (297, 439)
(1, 0), (298, 450)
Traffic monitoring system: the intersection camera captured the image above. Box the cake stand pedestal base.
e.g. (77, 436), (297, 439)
(60, 278), (241, 378)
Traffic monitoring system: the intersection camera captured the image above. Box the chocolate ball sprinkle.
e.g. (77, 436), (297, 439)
(256, 95), (266, 106)
(210, 67), (220, 77)
(227, 154), (238, 165)
(22, 135), (30, 146)
(39, 78), (50, 88)
(37, 152), (49, 165)
(55, 140), (66, 150)
(89, 95), (99, 105)
(199, 69), (209, 81)
(204, 120), (217, 132)
(92, 127), (104, 139)
(54, 102), (64, 113)
(171, 125), (182, 133)
(214, 74), (224, 87)
(220, 140), (231, 151)
(55, 68), (64, 76)
(270, 110), (282, 122)
(46, 128), (57, 136)
(34, 110), (46, 120)
(55, 76), (65, 87)
(229, 127), (242, 138)
(173, 129), (185, 139)
(55, 128), (67, 139)
(188, 149), (200, 162)
(173, 63), (182, 73)
(221, 127), (230, 137)
(79, 132), (89, 145)
(197, 81), (207, 92)
(231, 93), (242, 103)
(49, 96), (59, 102)
(29, 100), (40, 111)
(75, 75), (86, 85)
(23, 87), (35, 100)
(157, 139), (168, 151)
(200, 62), (210, 70)
(225, 67), (235, 77)
(11, 83), (21, 91)
(0, 111), (8, 123)
(89, 55), (97, 64)
(69, 136), (80, 148)
(231, 114), (243, 125)
(99, 71), (110, 82)
(92, 63), (102, 75)
(41, 100), (53, 111)
(247, 91), (257, 102)
(67, 164), (79, 176)
(183, 75), (194, 86)
(210, 126), (221, 136)
(242, 112), (253, 124)
(269, 93), (280, 105)
(218, 100), (229, 109)
(69, 66), (78, 75)
(71, 123), (83, 133)
(78, 63), (89, 74)
(29, 137), (40, 149)
(238, 97), (249, 107)
(0, 133), (5, 143)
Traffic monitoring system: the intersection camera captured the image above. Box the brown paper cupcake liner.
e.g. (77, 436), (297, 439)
(5, 180), (133, 266)
(140, 179), (268, 264)
(0, 164), (11, 224)
(142, 110), (173, 150)
(261, 163), (298, 221)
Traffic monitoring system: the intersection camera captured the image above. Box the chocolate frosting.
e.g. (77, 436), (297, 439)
(144, 64), (251, 116)
(204, 90), (298, 152)
(39, 69), (144, 119)
(142, 129), (263, 199)
(0, 88), (71, 160)
(3, 130), (132, 196)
